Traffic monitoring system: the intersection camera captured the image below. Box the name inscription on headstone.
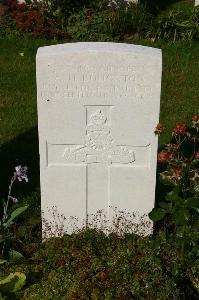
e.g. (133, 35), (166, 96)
(43, 61), (152, 104)
(63, 64), (136, 100)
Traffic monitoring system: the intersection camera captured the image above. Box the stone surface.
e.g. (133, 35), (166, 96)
(37, 42), (162, 235)
(195, 0), (199, 6)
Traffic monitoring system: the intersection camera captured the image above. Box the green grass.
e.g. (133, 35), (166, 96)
(0, 35), (198, 202)
(159, 41), (199, 143)
(0, 37), (50, 144)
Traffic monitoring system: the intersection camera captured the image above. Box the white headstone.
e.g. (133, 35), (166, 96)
(37, 42), (162, 235)
(195, 0), (199, 6)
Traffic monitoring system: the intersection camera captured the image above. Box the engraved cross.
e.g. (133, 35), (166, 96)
(47, 106), (150, 226)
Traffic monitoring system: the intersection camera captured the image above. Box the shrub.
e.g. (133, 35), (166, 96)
(150, 117), (199, 281)
(0, 0), (71, 39)
(48, 0), (108, 14)
(1, 0), (199, 41)
(68, 2), (199, 42)
(140, 0), (192, 15)
(110, 2), (152, 38)
(150, 117), (199, 228)
(67, 9), (116, 41)
(147, 6), (199, 41)
(67, 4), (152, 42)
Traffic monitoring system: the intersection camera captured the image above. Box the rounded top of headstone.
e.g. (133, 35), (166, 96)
(37, 42), (161, 59)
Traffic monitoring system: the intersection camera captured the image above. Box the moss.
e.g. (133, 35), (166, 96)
(4, 230), (188, 299)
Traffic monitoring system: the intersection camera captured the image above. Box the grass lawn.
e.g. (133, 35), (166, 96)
(0, 35), (198, 212)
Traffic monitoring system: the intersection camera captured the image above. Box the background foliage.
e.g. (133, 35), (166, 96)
(0, 0), (198, 41)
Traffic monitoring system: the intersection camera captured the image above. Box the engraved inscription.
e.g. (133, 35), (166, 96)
(63, 109), (135, 165)
(44, 64), (152, 103)
(63, 65), (136, 101)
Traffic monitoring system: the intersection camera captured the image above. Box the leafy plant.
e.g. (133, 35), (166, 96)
(147, 6), (199, 41)
(0, 0), (70, 39)
(67, 9), (115, 41)
(67, 3), (152, 42)
(1, 0), (199, 42)
(0, 166), (29, 258)
(32, 0), (109, 30)
(0, 259), (26, 298)
(140, 0), (191, 15)
(110, 2), (152, 37)
(150, 116), (199, 259)
(0, 272), (26, 294)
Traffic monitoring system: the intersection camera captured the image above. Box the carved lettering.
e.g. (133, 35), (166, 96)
(45, 64), (151, 102)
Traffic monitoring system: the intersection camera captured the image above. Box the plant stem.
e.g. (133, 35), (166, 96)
(3, 176), (15, 222)
(1, 176), (16, 257)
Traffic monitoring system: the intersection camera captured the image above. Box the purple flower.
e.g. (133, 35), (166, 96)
(14, 165), (28, 182)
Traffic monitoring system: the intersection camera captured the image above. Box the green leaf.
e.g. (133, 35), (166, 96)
(173, 208), (190, 225)
(9, 249), (24, 261)
(3, 206), (28, 228)
(148, 208), (166, 222)
(0, 292), (5, 300)
(190, 245), (199, 257)
(0, 260), (7, 265)
(0, 272), (26, 293)
(165, 188), (182, 203)
(185, 197), (199, 208)
(159, 201), (173, 211)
